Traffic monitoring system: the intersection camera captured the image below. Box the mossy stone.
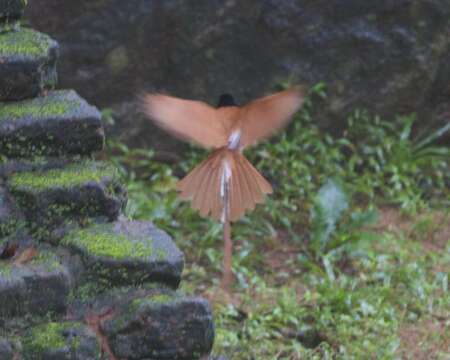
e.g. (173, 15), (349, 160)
(23, 321), (100, 360)
(0, 337), (13, 360)
(0, 28), (58, 101)
(9, 161), (117, 192)
(63, 228), (153, 260)
(61, 220), (183, 288)
(0, 27), (52, 57)
(7, 160), (126, 229)
(0, 90), (104, 157)
(0, 249), (71, 318)
(0, 186), (23, 238)
(102, 295), (214, 360)
(0, 0), (27, 30)
(130, 293), (177, 310)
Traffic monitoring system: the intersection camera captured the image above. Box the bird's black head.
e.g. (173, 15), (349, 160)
(217, 93), (237, 108)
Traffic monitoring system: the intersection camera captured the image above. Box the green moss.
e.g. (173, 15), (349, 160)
(62, 224), (153, 260)
(0, 262), (12, 277)
(156, 248), (168, 260)
(0, 98), (77, 120)
(0, 28), (54, 57)
(0, 21), (20, 33)
(9, 162), (117, 191)
(0, 250), (61, 277)
(23, 322), (84, 358)
(30, 251), (62, 271)
(130, 293), (175, 310)
(26, 322), (66, 349)
(0, 219), (19, 237)
(148, 293), (174, 303)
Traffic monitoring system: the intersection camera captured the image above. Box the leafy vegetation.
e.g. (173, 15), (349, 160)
(102, 84), (449, 359)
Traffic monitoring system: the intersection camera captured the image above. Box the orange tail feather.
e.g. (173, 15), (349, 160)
(177, 148), (272, 222)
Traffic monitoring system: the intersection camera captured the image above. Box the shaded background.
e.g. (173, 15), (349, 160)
(25, 0), (450, 150)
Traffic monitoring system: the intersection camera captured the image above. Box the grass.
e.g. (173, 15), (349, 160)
(103, 84), (449, 359)
(201, 214), (449, 359)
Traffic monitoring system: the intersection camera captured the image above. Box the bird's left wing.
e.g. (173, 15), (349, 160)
(238, 86), (306, 148)
(141, 93), (229, 148)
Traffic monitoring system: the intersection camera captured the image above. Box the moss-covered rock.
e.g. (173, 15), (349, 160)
(0, 157), (70, 179)
(0, 27), (52, 57)
(7, 160), (126, 229)
(61, 220), (183, 288)
(0, 337), (13, 360)
(102, 294), (214, 360)
(0, 90), (104, 157)
(22, 321), (100, 360)
(0, 28), (58, 101)
(0, 185), (23, 237)
(0, 249), (71, 318)
(0, 0), (26, 32)
(9, 161), (116, 191)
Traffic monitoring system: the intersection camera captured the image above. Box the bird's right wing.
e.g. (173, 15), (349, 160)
(141, 93), (229, 148)
(238, 86), (306, 148)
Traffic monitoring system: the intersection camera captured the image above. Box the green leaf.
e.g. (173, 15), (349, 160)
(414, 122), (450, 150)
(311, 179), (349, 252)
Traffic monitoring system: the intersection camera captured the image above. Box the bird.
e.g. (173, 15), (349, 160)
(141, 86), (306, 290)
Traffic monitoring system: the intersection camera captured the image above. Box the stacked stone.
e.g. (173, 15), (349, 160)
(0, 2), (214, 359)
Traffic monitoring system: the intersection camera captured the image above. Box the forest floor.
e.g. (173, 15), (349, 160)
(176, 207), (449, 359)
(104, 103), (449, 359)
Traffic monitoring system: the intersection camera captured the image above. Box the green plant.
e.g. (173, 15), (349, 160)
(101, 85), (449, 359)
(344, 111), (450, 211)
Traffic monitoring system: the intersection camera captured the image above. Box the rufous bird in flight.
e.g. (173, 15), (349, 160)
(141, 86), (306, 290)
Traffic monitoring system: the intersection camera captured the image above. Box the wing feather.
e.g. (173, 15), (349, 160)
(141, 93), (228, 148)
(239, 86), (306, 148)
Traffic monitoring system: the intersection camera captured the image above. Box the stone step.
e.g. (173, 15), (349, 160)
(101, 290), (215, 360)
(22, 321), (100, 360)
(0, 287), (214, 360)
(0, 185), (23, 237)
(0, 338), (13, 360)
(61, 220), (184, 288)
(7, 160), (127, 228)
(0, 28), (58, 101)
(0, 0), (26, 32)
(0, 248), (72, 318)
(0, 90), (104, 157)
(67, 286), (214, 360)
(0, 157), (70, 179)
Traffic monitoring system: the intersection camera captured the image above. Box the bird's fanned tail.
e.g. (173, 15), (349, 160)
(177, 148), (273, 222)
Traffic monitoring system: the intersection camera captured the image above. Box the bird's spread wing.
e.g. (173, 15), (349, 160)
(238, 86), (306, 148)
(141, 94), (228, 148)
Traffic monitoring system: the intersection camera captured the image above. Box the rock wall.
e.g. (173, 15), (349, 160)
(0, 2), (214, 359)
(24, 0), (450, 149)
